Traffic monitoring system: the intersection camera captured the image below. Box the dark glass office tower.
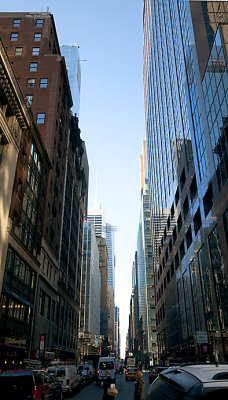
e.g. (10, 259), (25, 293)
(143, 0), (228, 363)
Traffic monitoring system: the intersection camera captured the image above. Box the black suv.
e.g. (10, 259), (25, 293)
(144, 364), (228, 399)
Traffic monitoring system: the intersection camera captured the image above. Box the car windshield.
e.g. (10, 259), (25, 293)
(99, 362), (114, 370)
(56, 368), (65, 377)
(128, 368), (137, 372)
(145, 377), (184, 400)
(47, 368), (56, 374)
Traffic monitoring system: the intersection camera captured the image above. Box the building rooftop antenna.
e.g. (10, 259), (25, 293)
(72, 42), (80, 48)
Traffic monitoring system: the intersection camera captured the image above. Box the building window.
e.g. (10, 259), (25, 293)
(173, 226), (177, 244)
(13, 19), (21, 27)
(39, 289), (45, 316)
(171, 203), (174, 218)
(26, 95), (33, 105)
(15, 47), (23, 56)
(36, 19), (44, 28)
(0, 131), (8, 164)
(34, 33), (42, 41)
(29, 62), (38, 72)
(180, 168), (186, 191)
(32, 47), (40, 56)
(175, 252), (179, 269)
(170, 262), (174, 277)
(190, 175), (197, 201)
(10, 32), (18, 41)
(194, 208), (202, 235)
(180, 240), (185, 260)
(39, 78), (48, 88)
(203, 183), (213, 217)
(177, 213), (182, 233)
(186, 226), (193, 249)
(175, 187), (180, 205)
(27, 78), (35, 88)
(37, 113), (45, 124)
(183, 196), (189, 220)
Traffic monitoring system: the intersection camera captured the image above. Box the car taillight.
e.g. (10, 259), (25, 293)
(126, 372), (128, 375)
(32, 386), (37, 399)
(114, 370), (116, 373)
(97, 370), (99, 375)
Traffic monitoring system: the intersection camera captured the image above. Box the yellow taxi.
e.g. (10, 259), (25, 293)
(125, 367), (138, 381)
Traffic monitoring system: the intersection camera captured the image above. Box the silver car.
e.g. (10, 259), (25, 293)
(144, 363), (228, 399)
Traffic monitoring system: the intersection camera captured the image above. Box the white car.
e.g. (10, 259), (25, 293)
(97, 357), (116, 385)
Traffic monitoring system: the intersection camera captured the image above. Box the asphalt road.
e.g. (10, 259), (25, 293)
(70, 372), (150, 400)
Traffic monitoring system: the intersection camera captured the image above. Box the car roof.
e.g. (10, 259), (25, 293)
(159, 364), (228, 393)
(180, 364), (228, 383)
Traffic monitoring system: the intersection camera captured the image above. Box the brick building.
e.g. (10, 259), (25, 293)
(0, 12), (88, 362)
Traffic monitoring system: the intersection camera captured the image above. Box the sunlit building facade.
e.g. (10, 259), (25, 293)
(0, 11), (88, 362)
(80, 221), (101, 334)
(114, 306), (120, 359)
(0, 36), (50, 368)
(87, 206), (116, 350)
(143, 0), (228, 363)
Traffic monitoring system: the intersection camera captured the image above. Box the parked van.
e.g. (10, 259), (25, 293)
(97, 357), (116, 384)
(47, 365), (79, 395)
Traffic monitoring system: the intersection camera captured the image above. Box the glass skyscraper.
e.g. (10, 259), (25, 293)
(137, 140), (157, 362)
(60, 44), (81, 116)
(143, 0), (228, 363)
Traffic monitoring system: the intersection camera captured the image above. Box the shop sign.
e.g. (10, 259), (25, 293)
(196, 331), (208, 344)
(4, 336), (27, 347)
(44, 351), (55, 360)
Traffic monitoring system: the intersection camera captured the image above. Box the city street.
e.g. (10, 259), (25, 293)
(71, 372), (150, 400)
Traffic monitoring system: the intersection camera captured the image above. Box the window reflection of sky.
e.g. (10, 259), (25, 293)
(202, 26), (228, 189)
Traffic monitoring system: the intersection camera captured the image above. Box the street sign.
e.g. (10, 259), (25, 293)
(196, 331), (208, 344)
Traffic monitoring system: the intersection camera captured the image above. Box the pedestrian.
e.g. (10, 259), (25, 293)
(102, 370), (116, 400)
(134, 370), (145, 400)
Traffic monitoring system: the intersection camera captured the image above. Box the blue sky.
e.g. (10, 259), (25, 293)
(1, 0), (145, 357)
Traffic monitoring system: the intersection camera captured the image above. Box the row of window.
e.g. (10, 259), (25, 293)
(27, 77), (48, 88)
(14, 47), (40, 56)
(11, 32), (42, 41)
(13, 18), (44, 28)
(38, 289), (55, 322)
(160, 176), (213, 260)
(23, 101), (46, 124)
(6, 247), (36, 289)
(157, 206), (228, 305)
(158, 207), (202, 284)
(1, 294), (32, 324)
